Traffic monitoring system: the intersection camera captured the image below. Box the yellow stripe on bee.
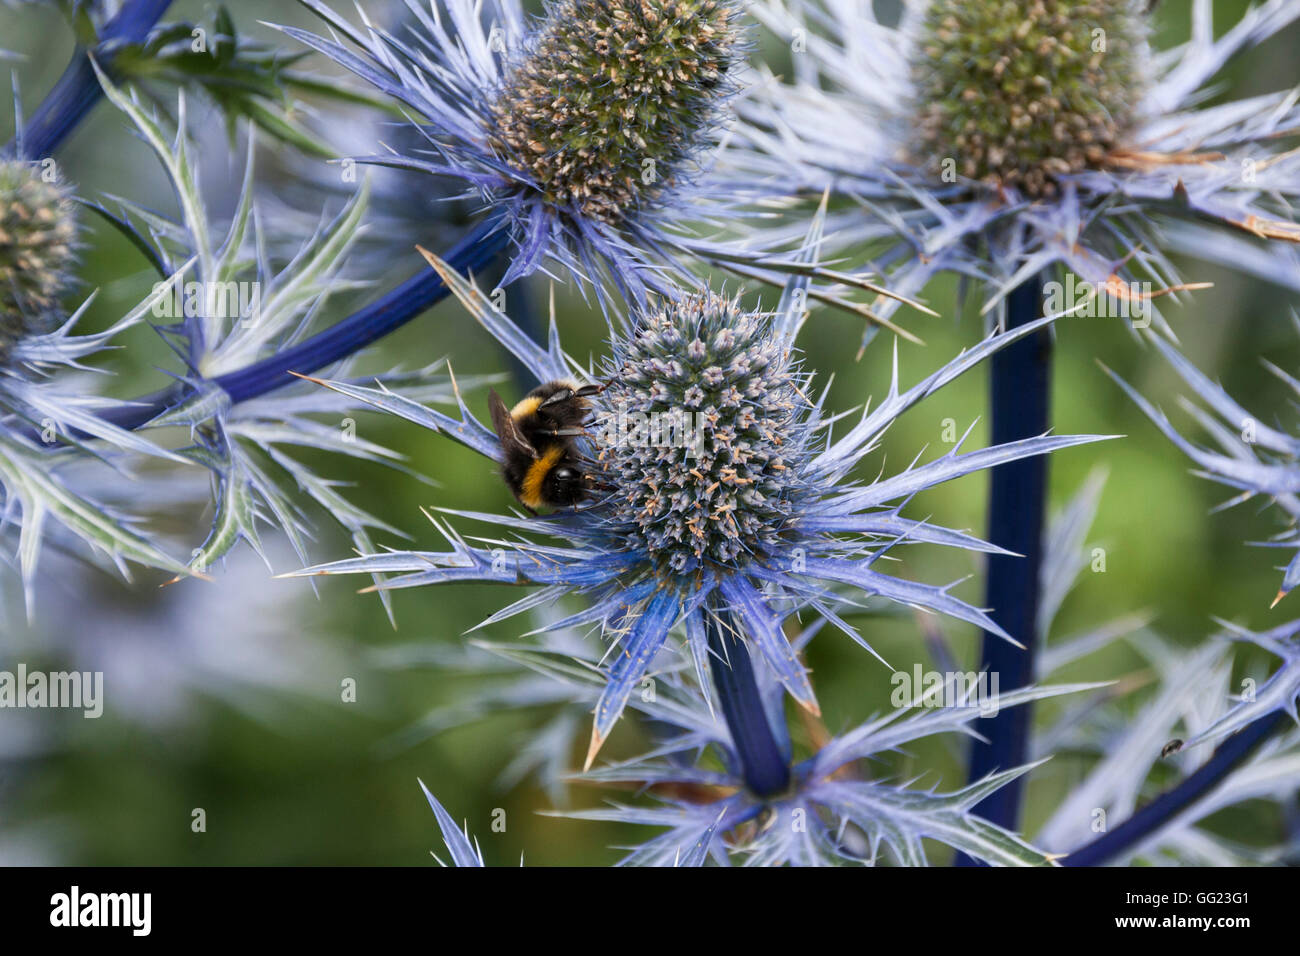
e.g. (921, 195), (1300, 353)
(510, 395), (543, 419)
(521, 445), (566, 509)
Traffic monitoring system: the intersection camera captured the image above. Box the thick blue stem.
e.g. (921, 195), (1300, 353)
(960, 274), (1051, 855)
(103, 220), (510, 430)
(5, 0), (174, 160)
(213, 220), (508, 404)
(705, 608), (791, 798)
(1063, 709), (1290, 866)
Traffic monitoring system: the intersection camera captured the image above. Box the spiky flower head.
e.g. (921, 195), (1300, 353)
(730, 0), (1300, 344)
(912, 0), (1146, 197)
(489, 0), (739, 224)
(597, 292), (809, 574)
(293, 250), (1107, 764)
(282, 0), (777, 304)
(0, 159), (77, 360)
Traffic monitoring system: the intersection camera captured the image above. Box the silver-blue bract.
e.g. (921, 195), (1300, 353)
(41, 77), (494, 620)
(1109, 333), (1300, 604)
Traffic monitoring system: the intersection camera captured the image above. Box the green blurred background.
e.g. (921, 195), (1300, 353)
(0, 0), (1297, 865)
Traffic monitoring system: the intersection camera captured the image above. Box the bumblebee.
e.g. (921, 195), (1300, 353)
(488, 380), (604, 512)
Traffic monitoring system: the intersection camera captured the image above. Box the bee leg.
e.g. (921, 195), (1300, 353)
(573, 382), (607, 398)
(539, 384), (596, 408)
(542, 427), (589, 438)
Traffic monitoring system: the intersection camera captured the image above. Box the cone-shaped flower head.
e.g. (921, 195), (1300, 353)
(0, 160), (77, 361)
(912, 0), (1146, 197)
(489, 0), (739, 224)
(598, 292), (810, 573)
(730, 0), (1300, 342)
(282, 0), (750, 299)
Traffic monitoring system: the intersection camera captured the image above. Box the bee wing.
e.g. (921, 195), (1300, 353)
(488, 389), (539, 460)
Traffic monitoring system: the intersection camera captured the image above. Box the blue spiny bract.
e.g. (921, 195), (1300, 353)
(597, 292), (810, 573)
(0, 160), (77, 361)
(912, 0), (1146, 197)
(488, 0), (740, 223)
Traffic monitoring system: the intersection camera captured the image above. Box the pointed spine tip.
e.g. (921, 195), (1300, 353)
(416, 244), (448, 275)
(584, 725), (606, 772)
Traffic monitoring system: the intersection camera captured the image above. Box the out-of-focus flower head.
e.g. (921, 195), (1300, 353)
(732, 0), (1300, 341)
(0, 153), (196, 617)
(404, 599), (1099, 866)
(0, 160), (77, 350)
(11, 540), (347, 726)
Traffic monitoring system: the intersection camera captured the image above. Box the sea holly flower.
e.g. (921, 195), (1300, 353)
(732, 0), (1300, 836)
(286, 240), (1107, 767)
(0, 159), (77, 344)
(913, 0), (1145, 200)
(274, 0), (913, 326)
(269, 0), (748, 304)
(407, 596), (1098, 866)
(733, 0), (1300, 329)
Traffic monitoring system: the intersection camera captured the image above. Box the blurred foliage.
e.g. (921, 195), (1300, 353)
(0, 0), (1297, 865)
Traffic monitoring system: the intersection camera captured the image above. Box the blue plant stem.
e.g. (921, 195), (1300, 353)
(1063, 709), (1291, 866)
(104, 220), (510, 430)
(214, 220), (508, 403)
(961, 274), (1051, 849)
(704, 607), (792, 798)
(5, 0), (174, 160)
